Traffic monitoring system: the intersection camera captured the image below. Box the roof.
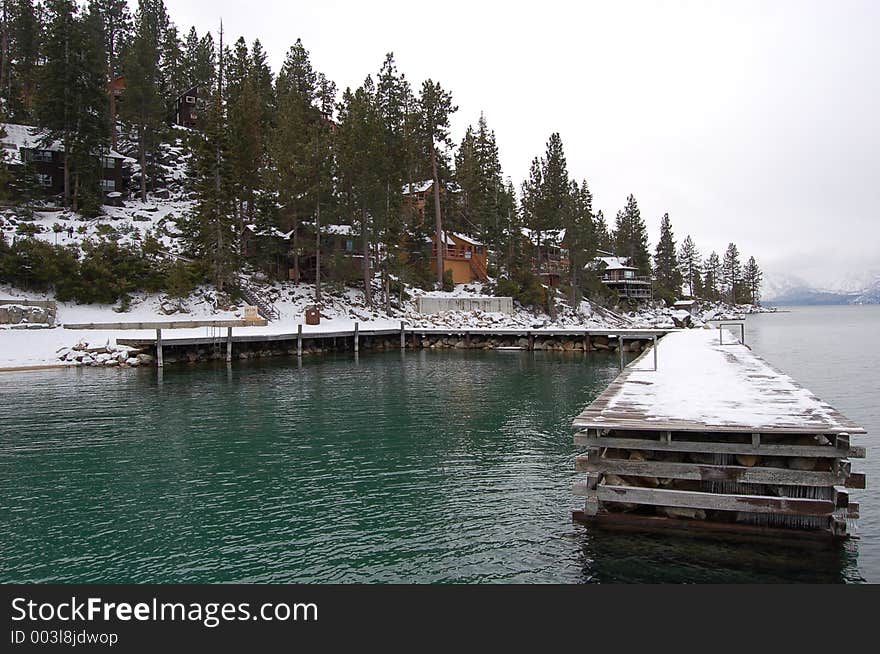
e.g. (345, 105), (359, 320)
(244, 224), (294, 240)
(450, 232), (483, 246)
(324, 223), (354, 236)
(0, 123), (131, 164)
(520, 227), (566, 245)
(594, 255), (637, 271)
(673, 300), (697, 307)
(402, 180), (433, 194)
(573, 329), (866, 435)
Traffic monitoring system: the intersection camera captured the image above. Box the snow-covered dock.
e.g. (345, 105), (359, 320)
(572, 328), (867, 541)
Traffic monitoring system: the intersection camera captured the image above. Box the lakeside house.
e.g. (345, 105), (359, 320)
(592, 249), (653, 302)
(173, 86), (200, 129)
(430, 231), (488, 284)
(1, 122), (133, 202)
(520, 227), (570, 287)
(241, 222), (367, 282)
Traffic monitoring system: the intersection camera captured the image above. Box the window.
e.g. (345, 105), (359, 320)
(28, 149), (53, 163)
(35, 173), (52, 187)
(100, 179), (116, 192)
(345, 239), (354, 252)
(101, 156), (116, 169)
(185, 95), (196, 104)
(624, 270), (635, 279)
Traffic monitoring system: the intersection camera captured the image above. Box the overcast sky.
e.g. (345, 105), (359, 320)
(157, 0), (879, 287)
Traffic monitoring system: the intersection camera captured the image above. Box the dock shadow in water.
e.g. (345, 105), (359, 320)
(575, 525), (862, 583)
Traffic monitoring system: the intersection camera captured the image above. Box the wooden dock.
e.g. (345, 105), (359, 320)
(572, 328), (867, 541)
(113, 323), (676, 367)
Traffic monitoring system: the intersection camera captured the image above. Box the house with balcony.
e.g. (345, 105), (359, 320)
(592, 250), (653, 302)
(430, 231), (488, 284)
(520, 227), (570, 287)
(1, 123), (132, 201)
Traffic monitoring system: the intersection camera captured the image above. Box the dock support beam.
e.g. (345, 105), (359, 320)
(584, 332), (591, 353)
(528, 332), (534, 352)
(619, 335), (624, 370)
(297, 324), (303, 358)
(400, 322), (406, 350)
(156, 328), (163, 368)
(226, 327), (232, 362)
(653, 335), (658, 370)
(354, 322), (359, 353)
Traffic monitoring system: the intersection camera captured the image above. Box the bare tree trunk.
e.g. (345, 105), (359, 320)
(315, 201), (322, 303)
(139, 125), (147, 202)
(0, 3), (8, 103)
(362, 207), (371, 307)
(431, 145), (444, 288)
(63, 150), (70, 207)
(292, 220), (300, 283)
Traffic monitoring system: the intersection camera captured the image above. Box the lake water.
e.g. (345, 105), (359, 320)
(1, 305), (876, 583)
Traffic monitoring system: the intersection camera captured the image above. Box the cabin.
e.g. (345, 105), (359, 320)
(1, 123), (132, 201)
(592, 250), (652, 302)
(174, 86), (199, 129)
(242, 222), (367, 282)
(430, 231), (488, 284)
(520, 227), (570, 287)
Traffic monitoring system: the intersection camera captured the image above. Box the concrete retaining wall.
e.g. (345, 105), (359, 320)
(417, 296), (513, 315)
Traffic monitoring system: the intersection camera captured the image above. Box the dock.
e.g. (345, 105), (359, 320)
(113, 323), (676, 367)
(572, 328), (867, 541)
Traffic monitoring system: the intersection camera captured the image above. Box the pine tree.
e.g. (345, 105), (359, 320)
(722, 242), (743, 304)
(703, 251), (721, 301)
(678, 234), (701, 298)
(3, 0), (41, 121)
(416, 79), (456, 287)
(37, 0), (109, 212)
(89, 0), (132, 146)
(182, 25), (236, 290)
(336, 79), (383, 305)
(653, 213), (681, 299)
(593, 210), (612, 252)
(566, 178), (596, 305)
(614, 194), (651, 275)
(121, 0), (165, 201)
(742, 255), (763, 305)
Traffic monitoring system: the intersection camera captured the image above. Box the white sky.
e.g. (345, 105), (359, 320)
(157, 0), (880, 287)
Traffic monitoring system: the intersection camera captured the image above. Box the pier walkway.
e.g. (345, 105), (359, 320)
(572, 328), (867, 541)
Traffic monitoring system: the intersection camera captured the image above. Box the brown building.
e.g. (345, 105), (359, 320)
(174, 86), (199, 129)
(430, 231), (488, 284)
(593, 250), (653, 302)
(1, 123), (132, 201)
(521, 227), (570, 287)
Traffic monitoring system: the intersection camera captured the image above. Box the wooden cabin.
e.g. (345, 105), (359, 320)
(520, 227), (570, 287)
(1, 123), (132, 201)
(174, 86), (199, 129)
(592, 250), (652, 302)
(430, 231), (488, 284)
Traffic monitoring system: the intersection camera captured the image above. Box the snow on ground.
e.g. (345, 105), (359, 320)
(599, 328), (861, 432)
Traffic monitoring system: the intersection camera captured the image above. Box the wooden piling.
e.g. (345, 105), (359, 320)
(156, 328), (163, 368)
(400, 321), (406, 350)
(297, 324), (303, 358)
(226, 327), (233, 362)
(354, 322), (359, 353)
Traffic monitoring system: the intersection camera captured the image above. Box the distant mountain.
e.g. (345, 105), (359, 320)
(762, 272), (877, 305)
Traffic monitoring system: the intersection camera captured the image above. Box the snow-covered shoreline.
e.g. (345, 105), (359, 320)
(0, 280), (778, 370)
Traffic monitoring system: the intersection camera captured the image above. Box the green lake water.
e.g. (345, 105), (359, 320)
(1, 310), (874, 583)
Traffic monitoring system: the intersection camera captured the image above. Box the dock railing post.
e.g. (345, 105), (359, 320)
(653, 335), (658, 371)
(156, 328), (163, 368)
(400, 321), (405, 351)
(354, 322), (359, 353)
(297, 324), (303, 358)
(226, 326), (232, 362)
(619, 335), (624, 370)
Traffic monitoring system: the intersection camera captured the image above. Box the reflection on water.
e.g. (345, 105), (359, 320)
(1, 311), (875, 584)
